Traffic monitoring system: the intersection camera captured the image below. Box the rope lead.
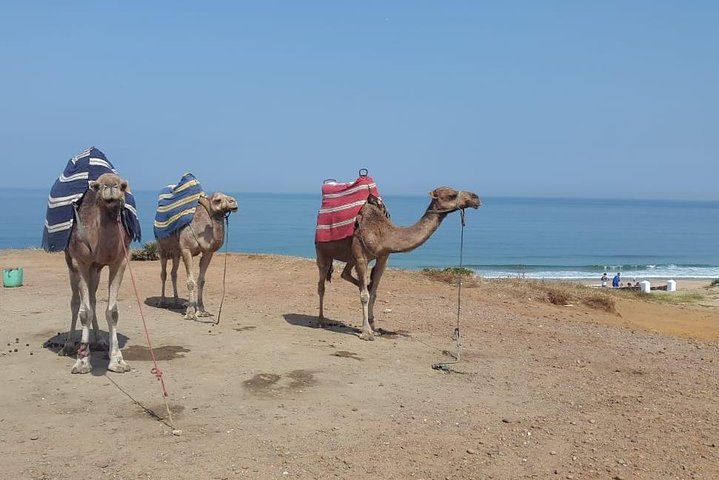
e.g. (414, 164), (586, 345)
(432, 208), (466, 372)
(214, 214), (230, 326)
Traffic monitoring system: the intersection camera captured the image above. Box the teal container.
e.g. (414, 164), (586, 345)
(2, 267), (23, 288)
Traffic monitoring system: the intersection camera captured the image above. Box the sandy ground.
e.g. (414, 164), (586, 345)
(1, 249), (718, 480)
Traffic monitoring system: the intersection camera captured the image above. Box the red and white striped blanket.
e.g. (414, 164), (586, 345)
(315, 175), (381, 242)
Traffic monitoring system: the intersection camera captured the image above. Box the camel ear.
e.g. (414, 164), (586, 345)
(120, 181), (128, 192)
(428, 190), (438, 199)
(89, 181), (100, 191)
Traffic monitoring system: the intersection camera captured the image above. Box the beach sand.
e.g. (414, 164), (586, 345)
(1, 249), (717, 479)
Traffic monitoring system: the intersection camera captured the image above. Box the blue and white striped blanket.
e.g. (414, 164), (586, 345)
(41, 147), (141, 252)
(153, 173), (205, 240)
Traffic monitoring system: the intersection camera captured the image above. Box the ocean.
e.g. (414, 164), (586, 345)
(3, 188), (719, 280)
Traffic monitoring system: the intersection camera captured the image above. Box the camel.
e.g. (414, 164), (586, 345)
(315, 187), (480, 340)
(63, 173), (133, 374)
(157, 192), (238, 320)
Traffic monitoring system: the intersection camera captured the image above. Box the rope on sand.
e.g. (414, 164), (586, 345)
(118, 219), (178, 433)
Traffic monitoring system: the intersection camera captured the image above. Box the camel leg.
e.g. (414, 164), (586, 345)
(196, 252), (213, 317)
(106, 259), (130, 373)
(368, 255), (389, 331)
(167, 255), (180, 306)
(181, 250), (197, 320)
(71, 266), (94, 374)
(88, 268), (108, 351)
(355, 259), (374, 341)
(316, 252), (332, 327)
(60, 266), (81, 356)
(340, 261), (360, 287)
(159, 254), (168, 307)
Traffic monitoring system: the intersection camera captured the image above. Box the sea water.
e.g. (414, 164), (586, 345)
(3, 188), (718, 280)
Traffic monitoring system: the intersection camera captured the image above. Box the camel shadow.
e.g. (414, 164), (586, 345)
(282, 313), (362, 337)
(43, 330), (130, 377)
(144, 296), (187, 311)
(144, 296), (218, 324)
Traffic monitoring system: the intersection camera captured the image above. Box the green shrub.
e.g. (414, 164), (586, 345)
(710, 279), (719, 288)
(421, 267), (477, 286)
(131, 241), (159, 261)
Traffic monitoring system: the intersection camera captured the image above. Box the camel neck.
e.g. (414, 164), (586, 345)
(384, 208), (446, 254)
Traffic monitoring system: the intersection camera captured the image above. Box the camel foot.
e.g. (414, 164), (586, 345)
(359, 331), (376, 341)
(184, 307), (197, 320)
(108, 358), (131, 373)
(317, 316), (327, 328)
(58, 342), (77, 356)
(196, 310), (213, 318)
(71, 358), (92, 374)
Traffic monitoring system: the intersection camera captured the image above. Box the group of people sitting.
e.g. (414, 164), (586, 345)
(601, 272), (640, 289)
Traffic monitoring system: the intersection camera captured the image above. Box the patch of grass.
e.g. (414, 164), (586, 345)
(421, 267), (477, 286)
(486, 279), (617, 313)
(709, 279), (719, 288)
(649, 292), (705, 304)
(609, 287), (706, 305)
(581, 294), (617, 312)
(131, 241), (159, 261)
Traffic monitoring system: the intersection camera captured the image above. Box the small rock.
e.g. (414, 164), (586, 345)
(466, 448), (477, 455)
(383, 308), (392, 314)
(30, 435), (39, 440)
(550, 451), (557, 455)
(171, 429), (182, 436)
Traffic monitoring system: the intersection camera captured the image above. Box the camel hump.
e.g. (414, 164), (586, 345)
(154, 173), (205, 240)
(43, 146), (141, 252)
(316, 172), (382, 243)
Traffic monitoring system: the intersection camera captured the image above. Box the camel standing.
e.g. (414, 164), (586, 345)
(316, 187), (480, 340)
(64, 173), (134, 373)
(157, 192), (238, 319)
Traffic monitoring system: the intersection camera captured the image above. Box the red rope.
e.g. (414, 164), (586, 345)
(118, 219), (170, 399)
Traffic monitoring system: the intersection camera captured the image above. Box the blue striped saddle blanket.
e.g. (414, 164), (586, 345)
(42, 147), (141, 252)
(153, 173), (205, 240)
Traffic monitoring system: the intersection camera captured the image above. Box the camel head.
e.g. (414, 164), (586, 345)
(203, 192), (239, 218)
(428, 187), (481, 213)
(89, 173), (128, 209)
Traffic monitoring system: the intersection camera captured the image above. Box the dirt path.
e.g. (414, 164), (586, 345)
(1, 250), (717, 479)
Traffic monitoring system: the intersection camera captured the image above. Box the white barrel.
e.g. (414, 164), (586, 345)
(667, 280), (677, 292)
(639, 281), (651, 293)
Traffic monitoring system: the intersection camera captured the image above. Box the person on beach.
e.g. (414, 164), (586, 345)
(612, 272), (621, 288)
(601, 273), (608, 287)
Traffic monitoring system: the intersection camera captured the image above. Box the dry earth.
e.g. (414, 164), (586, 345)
(0, 250), (718, 480)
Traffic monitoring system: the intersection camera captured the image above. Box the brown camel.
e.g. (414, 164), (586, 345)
(157, 192), (239, 319)
(315, 187), (481, 340)
(63, 173), (133, 373)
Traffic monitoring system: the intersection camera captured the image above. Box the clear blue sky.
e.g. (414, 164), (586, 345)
(1, 1), (717, 199)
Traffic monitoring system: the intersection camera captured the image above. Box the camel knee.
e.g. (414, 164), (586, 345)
(106, 306), (119, 325)
(160, 270), (167, 282)
(317, 281), (325, 297)
(360, 291), (370, 305)
(186, 278), (195, 292)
